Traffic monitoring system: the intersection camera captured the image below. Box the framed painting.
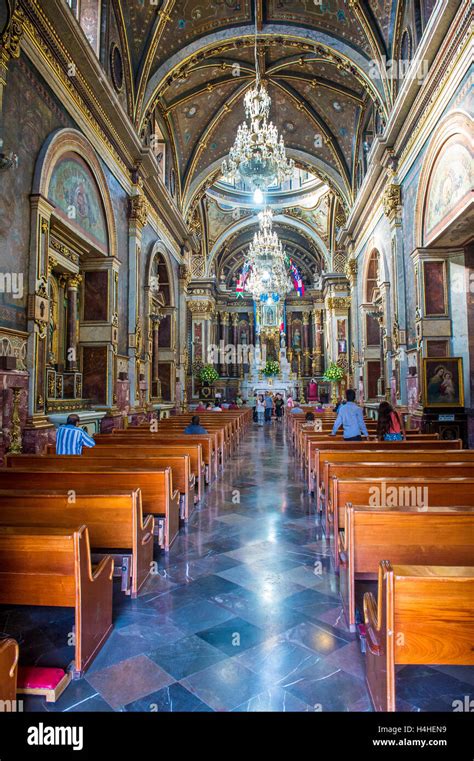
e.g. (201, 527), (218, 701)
(422, 357), (464, 408)
(423, 260), (448, 317)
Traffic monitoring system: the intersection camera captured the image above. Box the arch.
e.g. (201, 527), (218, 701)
(414, 111), (474, 249)
(206, 212), (330, 277)
(141, 25), (386, 129)
(33, 128), (117, 257)
(146, 240), (176, 309)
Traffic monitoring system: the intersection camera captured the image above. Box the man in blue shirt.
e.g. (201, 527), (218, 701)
(264, 392), (273, 422)
(56, 414), (96, 454)
(331, 389), (369, 441)
(184, 415), (208, 434)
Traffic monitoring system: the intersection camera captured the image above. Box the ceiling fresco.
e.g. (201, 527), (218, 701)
(111, 0), (424, 278)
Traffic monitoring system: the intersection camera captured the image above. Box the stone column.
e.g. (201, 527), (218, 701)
(220, 312), (229, 376)
(65, 275), (82, 372)
(312, 309), (323, 375)
(231, 313), (239, 377)
(302, 312), (310, 376)
(128, 182), (149, 408)
(151, 313), (162, 399)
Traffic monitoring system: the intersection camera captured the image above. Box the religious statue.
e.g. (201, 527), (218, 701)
(308, 378), (318, 402)
(292, 328), (301, 350)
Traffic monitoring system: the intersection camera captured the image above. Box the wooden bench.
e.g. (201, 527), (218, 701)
(326, 461), (474, 537)
(0, 639), (18, 706)
(364, 562), (474, 711)
(309, 438), (463, 494)
(340, 504), (474, 630)
(331, 476), (474, 569)
(106, 432), (217, 482)
(316, 449), (474, 513)
(0, 489), (154, 598)
(0, 525), (113, 676)
(0, 467), (179, 551)
(75, 451), (194, 521)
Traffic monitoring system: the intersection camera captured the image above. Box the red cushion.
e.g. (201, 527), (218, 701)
(18, 666), (66, 690)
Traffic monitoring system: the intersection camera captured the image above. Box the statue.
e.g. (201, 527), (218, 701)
(292, 328), (301, 350)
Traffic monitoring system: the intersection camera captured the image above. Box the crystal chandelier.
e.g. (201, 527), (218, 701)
(244, 208), (292, 300)
(221, 2), (294, 202)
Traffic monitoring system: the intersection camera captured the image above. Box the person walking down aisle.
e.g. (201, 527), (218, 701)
(274, 393), (285, 422)
(376, 401), (406, 441)
(264, 392), (274, 423)
(331, 389), (369, 441)
(256, 394), (265, 426)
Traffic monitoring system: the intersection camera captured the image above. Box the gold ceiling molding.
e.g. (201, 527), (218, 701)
(21, 1), (130, 178)
(397, 7), (472, 170)
(134, 0), (177, 124)
(347, 0), (392, 107)
(1, 4), (24, 60)
(110, 0), (135, 116)
(140, 34), (388, 133)
(383, 183), (401, 219)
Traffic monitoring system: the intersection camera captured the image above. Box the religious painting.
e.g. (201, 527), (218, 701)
(158, 314), (172, 349)
(422, 357), (464, 408)
(366, 314), (380, 345)
(263, 305), (277, 327)
(424, 138), (473, 243)
(291, 320), (302, 350)
(407, 374), (419, 414)
(192, 322), (203, 362)
(423, 260), (447, 316)
(153, 141), (166, 185)
(83, 271), (108, 322)
(82, 346), (107, 405)
(48, 154), (108, 250)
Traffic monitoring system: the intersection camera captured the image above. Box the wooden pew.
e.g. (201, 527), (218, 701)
(157, 420), (229, 464)
(0, 525), (113, 676)
(0, 639), (18, 706)
(364, 562), (474, 711)
(326, 461), (474, 537)
(340, 504), (474, 630)
(316, 449), (474, 514)
(309, 438), (463, 495)
(106, 432), (217, 482)
(0, 489), (154, 598)
(86, 443), (204, 505)
(0, 468), (179, 551)
(330, 476), (474, 569)
(70, 451), (194, 521)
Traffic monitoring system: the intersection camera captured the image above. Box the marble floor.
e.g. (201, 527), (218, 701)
(1, 422), (473, 712)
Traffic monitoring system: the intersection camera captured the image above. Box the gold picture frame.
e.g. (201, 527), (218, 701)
(422, 356), (464, 408)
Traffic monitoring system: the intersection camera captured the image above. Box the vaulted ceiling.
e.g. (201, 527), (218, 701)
(107, 0), (437, 270)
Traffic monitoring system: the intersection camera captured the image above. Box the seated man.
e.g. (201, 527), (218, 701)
(195, 401), (207, 411)
(56, 414), (96, 455)
(184, 415), (208, 434)
(290, 401), (304, 414)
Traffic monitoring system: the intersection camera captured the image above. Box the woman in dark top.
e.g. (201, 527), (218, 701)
(274, 394), (285, 421)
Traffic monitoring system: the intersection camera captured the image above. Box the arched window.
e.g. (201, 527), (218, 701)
(365, 250), (380, 303)
(414, 0), (423, 43)
(400, 28), (412, 73)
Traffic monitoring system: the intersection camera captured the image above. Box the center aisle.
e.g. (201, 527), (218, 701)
(81, 419), (371, 712)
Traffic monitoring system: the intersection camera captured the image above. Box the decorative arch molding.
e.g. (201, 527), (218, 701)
(206, 212), (330, 277)
(145, 240), (177, 309)
(141, 25), (386, 125)
(360, 236), (391, 296)
(414, 110), (474, 249)
(33, 128), (117, 257)
(184, 150), (350, 220)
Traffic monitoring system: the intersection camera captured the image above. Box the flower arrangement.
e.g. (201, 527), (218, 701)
(199, 364), (220, 384)
(323, 363), (345, 382)
(263, 360), (280, 377)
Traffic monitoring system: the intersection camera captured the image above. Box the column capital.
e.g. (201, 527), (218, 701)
(66, 274), (83, 290)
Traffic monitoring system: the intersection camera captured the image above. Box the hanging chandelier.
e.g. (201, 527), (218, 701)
(221, 2), (294, 203)
(243, 208), (292, 300)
